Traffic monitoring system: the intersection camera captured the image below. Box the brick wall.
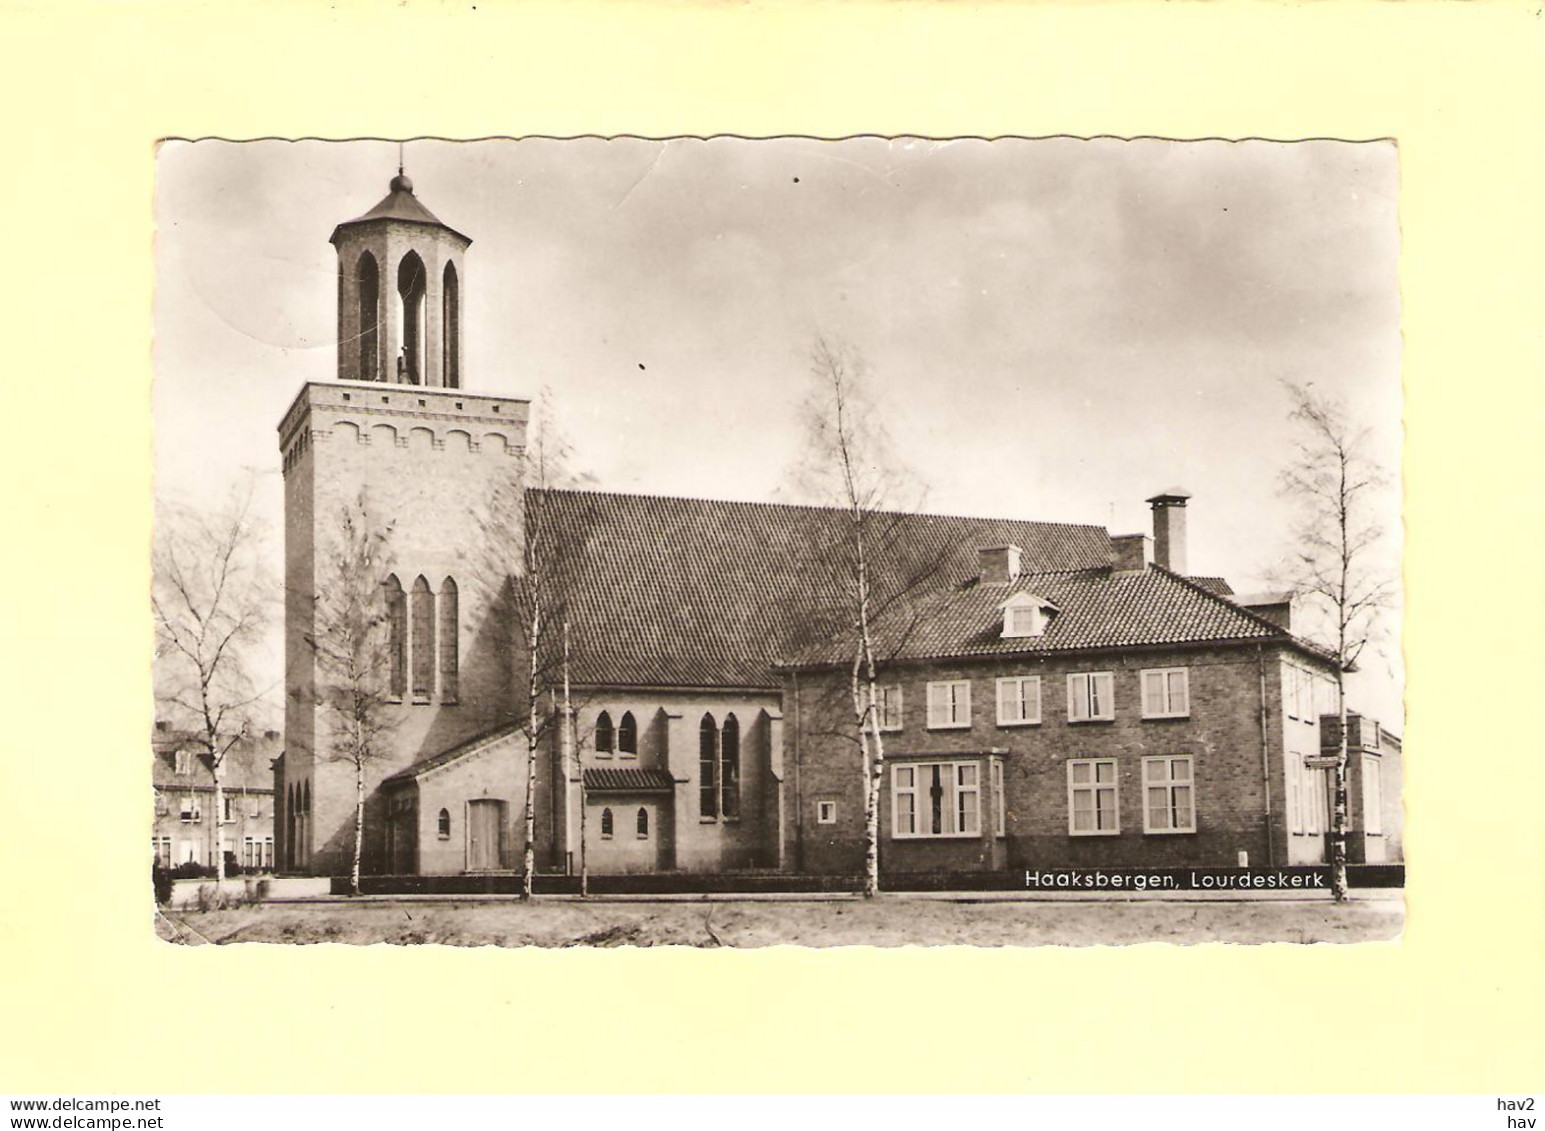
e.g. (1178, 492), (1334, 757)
(787, 642), (1326, 874)
(280, 381), (530, 877)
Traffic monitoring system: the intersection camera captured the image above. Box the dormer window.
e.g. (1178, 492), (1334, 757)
(1001, 593), (1054, 639)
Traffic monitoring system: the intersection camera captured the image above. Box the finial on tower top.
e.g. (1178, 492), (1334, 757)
(390, 142), (413, 193)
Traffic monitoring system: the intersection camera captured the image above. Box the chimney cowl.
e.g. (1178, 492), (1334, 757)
(978, 544), (1023, 584)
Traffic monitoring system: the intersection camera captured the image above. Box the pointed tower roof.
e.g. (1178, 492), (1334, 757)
(330, 173), (471, 246)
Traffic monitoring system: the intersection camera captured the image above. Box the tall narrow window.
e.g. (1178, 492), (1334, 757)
(357, 252), (379, 381)
(893, 766), (918, 836)
(1142, 755), (1196, 833)
(442, 262), (460, 388)
(437, 808), (451, 839)
(699, 714), (719, 819)
(384, 575), (406, 699)
(721, 713), (741, 819)
(397, 251), (426, 384)
(438, 577), (459, 703)
(600, 808), (614, 839)
(618, 712), (638, 757)
(594, 711), (614, 757)
(636, 808), (650, 839)
(410, 576), (435, 702)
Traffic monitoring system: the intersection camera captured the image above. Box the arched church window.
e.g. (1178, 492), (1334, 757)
(411, 576), (435, 701)
(636, 808), (649, 839)
(442, 261), (460, 389)
(594, 711), (614, 756)
(384, 575), (407, 699)
(699, 714), (719, 820)
(721, 713), (741, 820)
(438, 808), (451, 840)
(397, 251), (427, 384)
(357, 251), (379, 381)
(600, 808), (614, 840)
(618, 712), (638, 757)
(438, 577), (459, 703)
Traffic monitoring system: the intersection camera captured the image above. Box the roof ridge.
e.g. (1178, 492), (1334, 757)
(1151, 565), (1298, 640)
(530, 485), (1110, 534)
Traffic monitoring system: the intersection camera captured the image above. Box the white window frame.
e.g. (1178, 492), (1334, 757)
(1066, 671), (1115, 723)
(1363, 756), (1383, 836)
(1142, 755), (1197, 834)
(891, 761), (986, 839)
(996, 676), (1042, 727)
(892, 765), (918, 836)
(1140, 668), (1190, 719)
(926, 680), (972, 730)
(179, 795), (199, 824)
(221, 795), (236, 825)
(991, 759), (1006, 837)
(174, 750), (193, 776)
(877, 685), (903, 732)
(816, 800), (837, 825)
(1067, 758), (1120, 836)
(1288, 754), (1305, 835)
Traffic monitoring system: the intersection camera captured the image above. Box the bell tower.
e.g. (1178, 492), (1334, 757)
(278, 167), (529, 876)
(331, 165), (470, 387)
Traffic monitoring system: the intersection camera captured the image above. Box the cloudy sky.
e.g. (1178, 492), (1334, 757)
(154, 137), (1402, 722)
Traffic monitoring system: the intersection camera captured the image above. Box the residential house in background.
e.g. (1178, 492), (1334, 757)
(153, 723), (279, 872)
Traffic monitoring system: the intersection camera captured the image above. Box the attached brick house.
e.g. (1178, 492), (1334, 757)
(272, 172), (1401, 881)
(152, 723), (278, 872)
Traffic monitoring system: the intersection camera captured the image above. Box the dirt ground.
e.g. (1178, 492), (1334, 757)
(155, 895), (1403, 947)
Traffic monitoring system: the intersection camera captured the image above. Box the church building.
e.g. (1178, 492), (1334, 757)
(273, 173), (1401, 884)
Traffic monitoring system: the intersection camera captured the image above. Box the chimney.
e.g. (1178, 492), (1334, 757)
(978, 544), (1022, 584)
(1146, 488), (1191, 575)
(1110, 533), (1153, 573)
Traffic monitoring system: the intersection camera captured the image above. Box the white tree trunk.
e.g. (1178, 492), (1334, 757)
(352, 757), (365, 897)
(212, 764), (226, 883)
(1331, 671), (1350, 902)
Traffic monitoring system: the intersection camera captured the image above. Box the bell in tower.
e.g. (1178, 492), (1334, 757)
(330, 166), (470, 387)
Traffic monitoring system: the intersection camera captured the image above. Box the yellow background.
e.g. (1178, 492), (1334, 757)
(1, 0), (1541, 1094)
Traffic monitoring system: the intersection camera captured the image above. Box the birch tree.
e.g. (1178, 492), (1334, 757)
(152, 483), (273, 883)
(1278, 381), (1396, 903)
(308, 495), (400, 897)
(508, 389), (594, 900)
(796, 338), (940, 898)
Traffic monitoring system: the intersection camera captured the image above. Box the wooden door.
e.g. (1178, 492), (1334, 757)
(467, 799), (505, 871)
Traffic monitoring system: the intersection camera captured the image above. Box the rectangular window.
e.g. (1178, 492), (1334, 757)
(1067, 672), (1115, 722)
(263, 838), (274, 869)
(222, 795), (235, 824)
(1140, 668), (1190, 718)
(877, 685), (903, 732)
(1143, 755), (1196, 833)
(893, 766), (918, 836)
(996, 676), (1042, 726)
(817, 801), (837, 825)
(1006, 604), (1039, 636)
(179, 796), (199, 823)
(892, 761), (988, 838)
(926, 680), (971, 729)
(1363, 757), (1383, 835)
(992, 760), (1006, 837)
(1067, 759), (1119, 835)
(174, 750), (193, 776)
(1288, 755), (1304, 835)
(955, 764), (980, 837)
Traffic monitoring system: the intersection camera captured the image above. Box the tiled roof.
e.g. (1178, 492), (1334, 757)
(1189, 576), (1235, 596)
(584, 767), (677, 793)
(330, 181), (470, 244)
(792, 565), (1294, 666)
(151, 729), (280, 792)
(383, 725), (523, 784)
(528, 488), (1114, 689)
